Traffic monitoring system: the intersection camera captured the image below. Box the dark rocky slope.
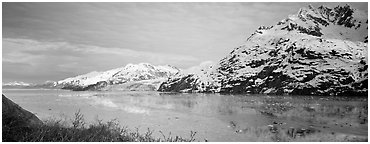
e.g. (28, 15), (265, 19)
(2, 94), (43, 141)
(2, 95), (42, 126)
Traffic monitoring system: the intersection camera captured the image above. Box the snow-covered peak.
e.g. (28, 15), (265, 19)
(289, 5), (366, 42)
(251, 5), (367, 44)
(111, 63), (179, 82)
(57, 63), (179, 87)
(122, 63), (155, 72)
(159, 4), (368, 96)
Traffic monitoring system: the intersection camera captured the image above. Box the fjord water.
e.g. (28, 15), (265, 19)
(3, 89), (368, 141)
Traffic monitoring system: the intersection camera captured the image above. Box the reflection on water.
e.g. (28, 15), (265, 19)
(2, 89), (368, 141)
(58, 93), (97, 97)
(91, 97), (119, 108)
(90, 96), (150, 114)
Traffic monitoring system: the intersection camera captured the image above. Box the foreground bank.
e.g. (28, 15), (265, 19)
(2, 94), (196, 142)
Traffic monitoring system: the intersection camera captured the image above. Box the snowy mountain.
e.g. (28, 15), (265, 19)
(57, 63), (179, 91)
(159, 5), (368, 96)
(2, 80), (60, 89)
(2, 81), (35, 89)
(3, 81), (33, 86)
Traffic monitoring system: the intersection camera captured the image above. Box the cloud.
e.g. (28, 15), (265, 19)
(2, 38), (199, 83)
(3, 38), (198, 63)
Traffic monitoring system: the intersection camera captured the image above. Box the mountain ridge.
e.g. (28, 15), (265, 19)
(158, 4), (368, 96)
(56, 63), (180, 91)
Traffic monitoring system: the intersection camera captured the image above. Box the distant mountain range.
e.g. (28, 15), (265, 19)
(4, 63), (179, 91)
(3, 81), (32, 86)
(158, 5), (368, 96)
(3, 5), (368, 96)
(2, 81), (57, 89)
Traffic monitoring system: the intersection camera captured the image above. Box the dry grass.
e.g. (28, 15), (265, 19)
(2, 110), (196, 142)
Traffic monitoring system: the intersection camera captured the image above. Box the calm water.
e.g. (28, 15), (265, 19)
(2, 89), (368, 141)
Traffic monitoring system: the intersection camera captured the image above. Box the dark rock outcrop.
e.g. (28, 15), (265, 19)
(2, 94), (43, 141)
(2, 94), (42, 126)
(159, 74), (199, 92)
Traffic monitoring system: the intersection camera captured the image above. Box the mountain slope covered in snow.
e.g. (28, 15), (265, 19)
(159, 5), (368, 96)
(57, 63), (179, 91)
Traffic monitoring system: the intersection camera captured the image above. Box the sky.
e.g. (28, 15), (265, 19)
(2, 2), (368, 83)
